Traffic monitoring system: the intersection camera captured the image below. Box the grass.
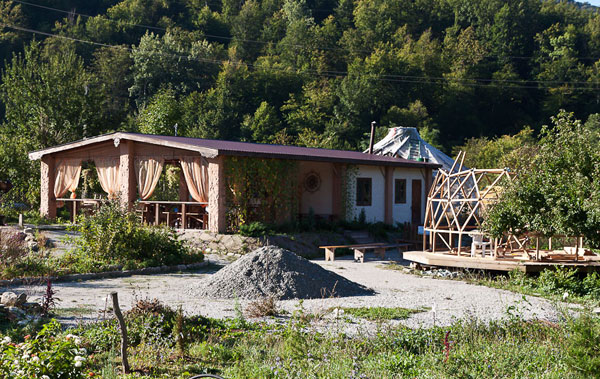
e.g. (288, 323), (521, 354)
(338, 306), (427, 321)
(53, 305), (96, 318)
(2, 296), (600, 378)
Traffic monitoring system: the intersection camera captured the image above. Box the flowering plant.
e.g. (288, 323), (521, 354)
(0, 320), (92, 378)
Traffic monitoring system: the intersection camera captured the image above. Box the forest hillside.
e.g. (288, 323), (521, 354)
(0, 0), (600, 202)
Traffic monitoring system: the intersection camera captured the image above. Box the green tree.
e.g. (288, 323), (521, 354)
(241, 101), (282, 143)
(136, 88), (181, 135)
(453, 127), (537, 170)
(485, 111), (600, 247)
(0, 40), (104, 202)
(130, 30), (221, 105)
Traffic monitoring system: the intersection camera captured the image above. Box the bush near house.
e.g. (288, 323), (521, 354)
(62, 202), (204, 272)
(0, 202), (204, 279)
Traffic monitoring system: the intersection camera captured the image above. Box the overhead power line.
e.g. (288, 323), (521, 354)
(2, 22), (600, 91)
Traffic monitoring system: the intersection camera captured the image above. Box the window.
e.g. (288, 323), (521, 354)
(356, 178), (372, 206)
(395, 179), (406, 204)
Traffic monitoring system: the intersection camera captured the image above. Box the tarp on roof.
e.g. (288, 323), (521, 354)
(368, 127), (457, 172)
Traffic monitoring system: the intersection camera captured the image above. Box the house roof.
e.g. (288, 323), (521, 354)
(29, 132), (441, 169)
(368, 127), (457, 172)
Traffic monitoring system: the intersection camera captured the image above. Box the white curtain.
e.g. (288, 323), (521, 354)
(54, 159), (82, 198)
(135, 157), (164, 200)
(180, 156), (208, 203)
(95, 157), (120, 199)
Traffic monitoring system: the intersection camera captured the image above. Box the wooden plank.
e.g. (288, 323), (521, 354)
(319, 243), (387, 249)
(325, 248), (335, 262)
(354, 249), (365, 263)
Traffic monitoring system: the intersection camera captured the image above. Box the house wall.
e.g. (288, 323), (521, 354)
(348, 165), (386, 223)
(392, 168), (427, 225)
(346, 165), (427, 224)
(298, 161), (334, 215)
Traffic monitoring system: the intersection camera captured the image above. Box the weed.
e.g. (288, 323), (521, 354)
(244, 297), (278, 318)
(41, 279), (56, 317)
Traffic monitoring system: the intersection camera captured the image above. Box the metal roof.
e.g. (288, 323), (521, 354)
(29, 132), (441, 169)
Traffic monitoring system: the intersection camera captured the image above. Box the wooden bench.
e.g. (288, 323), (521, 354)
(320, 243), (411, 263)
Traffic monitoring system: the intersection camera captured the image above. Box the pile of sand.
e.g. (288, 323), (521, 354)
(194, 246), (374, 300)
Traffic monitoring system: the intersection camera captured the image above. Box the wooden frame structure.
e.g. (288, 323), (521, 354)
(423, 152), (512, 256)
(411, 152), (600, 270)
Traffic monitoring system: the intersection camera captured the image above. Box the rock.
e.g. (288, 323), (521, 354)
(7, 306), (25, 318)
(23, 227), (34, 234)
(1, 292), (18, 306)
(22, 302), (42, 314)
(28, 241), (39, 252)
(15, 293), (27, 307)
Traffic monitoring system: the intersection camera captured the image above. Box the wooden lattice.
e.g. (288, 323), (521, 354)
(423, 152), (513, 256)
(422, 152), (592, 262)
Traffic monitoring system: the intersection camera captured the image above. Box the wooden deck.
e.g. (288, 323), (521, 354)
(403, 250), (600, 273)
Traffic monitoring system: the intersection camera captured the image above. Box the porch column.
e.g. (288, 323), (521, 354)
(384, 166), (394, 225)
(207, 156), (226, 233)
(40, 155), (56, 219)
(425, 168), (433, 197)
(332, 163), (345, 220)
(118, 140), (136, 209)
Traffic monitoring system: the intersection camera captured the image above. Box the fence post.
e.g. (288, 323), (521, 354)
(111, 292), (130, 374)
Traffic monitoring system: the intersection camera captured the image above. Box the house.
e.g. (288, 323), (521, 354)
(29, 132), (440, 233)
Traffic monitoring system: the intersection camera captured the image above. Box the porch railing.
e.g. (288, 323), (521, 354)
(56, 198), (209, 230)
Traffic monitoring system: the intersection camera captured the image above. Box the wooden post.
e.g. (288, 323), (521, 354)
(118, 140), (136, 210)
(72, 201), (77, 223)
(111, 292), (130, 374)
(182, 203), (187, 230)
(154, 203), (160, 226)
(535, 237), (540, 261)
(207, 156), (227, 233)
(40, 155), (57, 219)
(384, 166), (393, 225)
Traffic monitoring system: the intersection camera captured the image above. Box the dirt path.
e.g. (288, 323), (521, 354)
(2, 251), (564, 330)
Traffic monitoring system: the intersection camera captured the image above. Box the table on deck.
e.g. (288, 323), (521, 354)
(139, 201), (208, 229)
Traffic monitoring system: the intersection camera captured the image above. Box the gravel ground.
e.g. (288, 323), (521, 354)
(1, 250), (566, 331)
(194, 246), (373, 299)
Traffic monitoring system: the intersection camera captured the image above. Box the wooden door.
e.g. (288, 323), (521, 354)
(411, 179), (422, 225)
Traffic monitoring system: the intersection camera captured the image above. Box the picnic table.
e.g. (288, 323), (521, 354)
(319, 243), (411, 263)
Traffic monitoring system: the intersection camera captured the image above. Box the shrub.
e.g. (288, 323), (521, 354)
(0, 230), (55, 280)
(0, 320), (91, 378)
(0, 229), (27, 262)
(564, 312), (600, 375)
(239, 221), (271, 237)
(67, 201), (203, 270)
(244, 297), (278, 318)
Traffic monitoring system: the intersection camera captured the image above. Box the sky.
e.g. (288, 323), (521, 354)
(578, 0), (600, 6)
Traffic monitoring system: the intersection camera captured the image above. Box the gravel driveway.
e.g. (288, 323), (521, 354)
(2, 251), (565, 330)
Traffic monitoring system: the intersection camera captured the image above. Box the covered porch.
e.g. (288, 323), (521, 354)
(29, 133), (227, 232)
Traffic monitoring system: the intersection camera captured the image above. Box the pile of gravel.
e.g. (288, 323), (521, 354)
(194, 246), (374, 300)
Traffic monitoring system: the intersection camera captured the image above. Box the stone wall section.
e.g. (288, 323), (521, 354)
(179, 230), (352, 258)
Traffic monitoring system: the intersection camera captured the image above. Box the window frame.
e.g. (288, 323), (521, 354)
(394, 178), (407, 204)
(356, 177), (372, 206)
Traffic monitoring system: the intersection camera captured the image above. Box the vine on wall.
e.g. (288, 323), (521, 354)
(224, 156), (298, 231)
(341, 165), (358, 221)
